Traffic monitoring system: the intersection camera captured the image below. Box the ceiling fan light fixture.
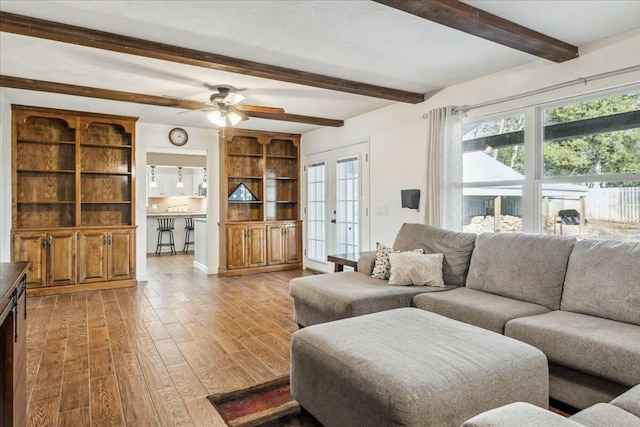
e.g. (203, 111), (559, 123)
(224, 92), (246, 106)
(227, 110), (244, 126)
(207, 110), (226, 127)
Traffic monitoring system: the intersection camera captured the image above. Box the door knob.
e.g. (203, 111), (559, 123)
(330, 219), (337, 224)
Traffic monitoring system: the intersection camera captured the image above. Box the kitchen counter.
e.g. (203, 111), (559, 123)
(146, 212), (206, 218)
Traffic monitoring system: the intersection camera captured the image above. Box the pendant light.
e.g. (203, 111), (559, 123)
(201, 167), (208, 188)
(149, 165), (157, 188)
(176, 166), (184, 188)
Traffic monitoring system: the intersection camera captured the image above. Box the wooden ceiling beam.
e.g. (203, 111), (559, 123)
(373, 0), (579, 63)
(0, 11), (424, 104)
(0, 75), (344, 127)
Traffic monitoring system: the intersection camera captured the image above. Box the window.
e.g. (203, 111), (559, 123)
(462, 113), (525, 233)
(463, 88), (640, 241)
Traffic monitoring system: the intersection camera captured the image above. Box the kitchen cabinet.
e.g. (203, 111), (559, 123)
(149, 173), (199, 197)
(172, 175), (194, 196)
(77, 228), (134, 283)
(12, 230), (77, 288)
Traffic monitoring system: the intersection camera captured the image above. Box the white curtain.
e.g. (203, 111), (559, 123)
(420, 106), (463, 230)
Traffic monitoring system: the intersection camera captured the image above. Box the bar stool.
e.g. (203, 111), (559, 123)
(183, 217), (195, 253)
(155, 217), (176, 255)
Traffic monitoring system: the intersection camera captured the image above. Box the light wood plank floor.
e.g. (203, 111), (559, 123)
(26, 254), (312, 426)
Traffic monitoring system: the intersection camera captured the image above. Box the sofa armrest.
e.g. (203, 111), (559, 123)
(462, 402), (583, 427)
(357, 253), (376, 276)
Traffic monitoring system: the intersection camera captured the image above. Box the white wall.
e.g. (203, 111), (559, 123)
(0, 92), (12, 262)
(301, 29), (640, 251)
(137, 123), (220, 279)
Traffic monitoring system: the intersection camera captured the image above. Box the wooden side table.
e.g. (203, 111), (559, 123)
(327, 251), (376, 272)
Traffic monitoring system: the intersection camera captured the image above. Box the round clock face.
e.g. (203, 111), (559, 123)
(169, 128), (188, 146)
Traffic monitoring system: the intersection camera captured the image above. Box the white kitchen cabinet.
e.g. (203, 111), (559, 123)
(173, 175), (194, 196)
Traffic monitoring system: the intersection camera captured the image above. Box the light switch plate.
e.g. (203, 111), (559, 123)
(376, 206), (389, 215)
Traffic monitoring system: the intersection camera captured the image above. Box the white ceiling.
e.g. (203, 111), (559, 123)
(2, 1), (640, 134)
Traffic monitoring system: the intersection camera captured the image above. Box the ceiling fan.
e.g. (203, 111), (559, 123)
(179, 86), (285, 127)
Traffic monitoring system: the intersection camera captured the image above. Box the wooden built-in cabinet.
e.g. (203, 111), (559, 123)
(1, 262), (29, 427)
(10, 106), (137, 296)
(219, 128), (302, 276)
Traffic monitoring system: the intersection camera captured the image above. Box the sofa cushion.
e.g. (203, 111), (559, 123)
(505, 311), (640, 387)
(466, 232), (576, 310)
(462, 402), (583, 427)
(561, 239), (640, 326)
(611, 385), (640, 418)
(392, 223), (476, 286)
(413, 287), (551, 334)
(388, 252), (444, 287)
(289, 272), (455, 325)
(571, 403), (640, 427)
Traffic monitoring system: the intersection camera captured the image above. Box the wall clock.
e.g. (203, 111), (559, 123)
(168, 127), (188, 146)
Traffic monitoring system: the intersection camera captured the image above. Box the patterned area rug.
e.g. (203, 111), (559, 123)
(207, 375), (321, 427)
(208, 375), (576, 426)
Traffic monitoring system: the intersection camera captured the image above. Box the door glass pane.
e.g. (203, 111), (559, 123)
(336, 156), (359, 254)
(307, 162), (326, 261)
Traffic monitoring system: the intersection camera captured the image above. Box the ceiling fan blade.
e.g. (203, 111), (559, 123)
(230, 107), (249, 122)
(176, 107), (213, 115)
(236, 105), (285, 114)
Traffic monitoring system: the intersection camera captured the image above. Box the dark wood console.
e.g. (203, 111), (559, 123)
(1, 261), (29, 427)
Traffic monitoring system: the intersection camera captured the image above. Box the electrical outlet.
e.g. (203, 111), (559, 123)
(376, 206), (389, 215)
(151, 204), (158, 210)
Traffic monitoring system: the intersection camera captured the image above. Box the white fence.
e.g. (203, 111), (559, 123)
(586, 187), (640, 222)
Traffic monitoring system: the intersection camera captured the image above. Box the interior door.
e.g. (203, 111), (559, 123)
(304, 142), (369, 273)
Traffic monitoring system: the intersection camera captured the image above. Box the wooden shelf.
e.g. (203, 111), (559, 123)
(268, 177), (298, 180)
(81, 201), (131, 204)
(228, 153), (263, 158)
(81, 171), (132, 175)
(266, 155), (297, 159)
(81, 143), (132, 148)
(17, 201), (75, 204)
(228, 176), (263, 180)
(17, 138), (75, 145)
(17, 169), (75, 174)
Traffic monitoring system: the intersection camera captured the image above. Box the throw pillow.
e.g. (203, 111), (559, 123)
(371, 242), (424, 280)
(388, 252), (445, 287)
(371, 242), (396, 280)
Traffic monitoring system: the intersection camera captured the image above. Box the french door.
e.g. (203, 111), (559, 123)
(304, 142), (369, 273)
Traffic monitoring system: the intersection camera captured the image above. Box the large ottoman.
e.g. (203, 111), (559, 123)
(290, 308), (548, 427)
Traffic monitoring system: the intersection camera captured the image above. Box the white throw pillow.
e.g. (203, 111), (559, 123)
(371, 242), (425, 280)
(388, 252), (445, 287)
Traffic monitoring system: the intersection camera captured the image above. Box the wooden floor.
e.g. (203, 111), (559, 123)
(26, 254), (312, 426)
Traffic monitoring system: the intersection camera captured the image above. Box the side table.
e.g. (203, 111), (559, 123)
(327, 251), (376, 272)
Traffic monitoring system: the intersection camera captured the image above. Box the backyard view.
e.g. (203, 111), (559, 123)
(462, 91), (640, 241)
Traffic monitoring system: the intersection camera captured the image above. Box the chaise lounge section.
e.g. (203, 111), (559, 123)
(289, 223), (476, 327)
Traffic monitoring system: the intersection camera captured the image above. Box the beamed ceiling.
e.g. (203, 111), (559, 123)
(1, 1), (640, 134)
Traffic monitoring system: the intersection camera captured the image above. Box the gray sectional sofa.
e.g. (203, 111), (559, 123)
(462, 384), (640, 426)
(289, 223), (640, 410)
